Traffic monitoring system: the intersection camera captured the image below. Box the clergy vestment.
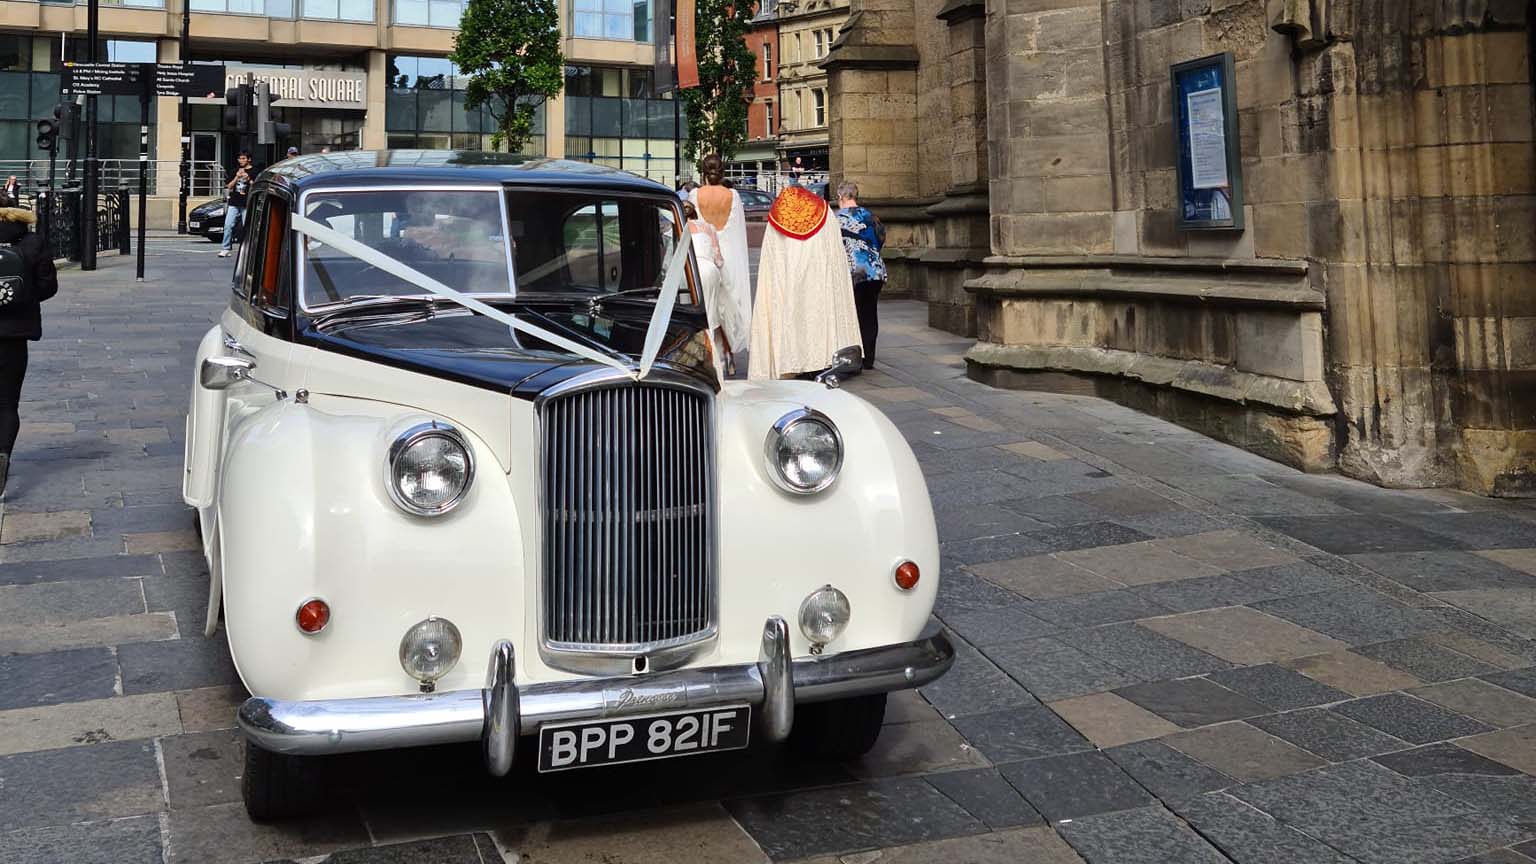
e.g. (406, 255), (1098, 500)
(748, 187), (863, 380)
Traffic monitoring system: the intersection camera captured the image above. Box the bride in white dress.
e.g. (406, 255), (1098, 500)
(687, 155), (752, 366)
(683, 202), (734, 377)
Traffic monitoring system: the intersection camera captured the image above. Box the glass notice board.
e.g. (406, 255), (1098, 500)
(1171, 52), (1244, 231)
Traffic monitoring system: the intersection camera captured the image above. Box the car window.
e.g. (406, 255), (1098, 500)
(507, 190), (688, 300)
(253, 195), (290, 311)
(299, 188), (510, 308)
(233, 187), (265, 303)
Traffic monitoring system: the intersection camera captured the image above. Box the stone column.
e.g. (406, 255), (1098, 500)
(822, 0), (921, 202)
(987, 0), (1113, 256)
(363, 49), (388, 150)
(154, 37), (187, 228)
(1281, 0), (1536, 493)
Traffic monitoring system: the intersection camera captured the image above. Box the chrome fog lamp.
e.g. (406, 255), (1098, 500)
(398, 616), (463, 692)
(798, 585), (851, 653)
(386, 421), (473, 516)
(764, 408), (843, 495)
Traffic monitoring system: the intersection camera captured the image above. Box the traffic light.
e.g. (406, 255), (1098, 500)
(35, 118), (56, 152)
(53, 102), (77, 142)
(224, 84), (254, 134)
(255, 81), (291, 146)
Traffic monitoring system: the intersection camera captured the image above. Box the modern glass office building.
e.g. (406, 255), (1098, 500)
(0, 0), (688, 201)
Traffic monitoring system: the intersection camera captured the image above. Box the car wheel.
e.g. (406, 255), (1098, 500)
(788, 693), (887, 760)
(242, 740), (319, 821)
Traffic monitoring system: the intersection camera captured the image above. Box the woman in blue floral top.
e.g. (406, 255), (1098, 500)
(836, 182), (887, 370)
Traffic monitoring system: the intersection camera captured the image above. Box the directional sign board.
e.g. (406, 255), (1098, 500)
(62, 63), (149, 96)
(63, 63), (227, 98)
(153, 64), (225, 99)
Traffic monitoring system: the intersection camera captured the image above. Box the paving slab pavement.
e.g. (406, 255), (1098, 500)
(1, 244), (1535, 863)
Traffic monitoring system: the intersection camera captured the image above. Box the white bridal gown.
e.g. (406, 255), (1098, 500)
(688, 186), (753, 354)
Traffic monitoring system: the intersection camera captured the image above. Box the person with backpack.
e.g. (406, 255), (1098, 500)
(835, 182), (887, 371)
(0, 206), (60, 493)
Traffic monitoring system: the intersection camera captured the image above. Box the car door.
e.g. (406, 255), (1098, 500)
(185, 185), (298, 510)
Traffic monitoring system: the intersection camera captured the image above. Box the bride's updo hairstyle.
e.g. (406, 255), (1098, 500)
(700, 154), (725, 186)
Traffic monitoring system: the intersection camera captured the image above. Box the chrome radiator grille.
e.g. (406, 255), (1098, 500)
(540, 379), (715, 651)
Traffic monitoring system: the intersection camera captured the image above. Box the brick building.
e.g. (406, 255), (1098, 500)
(824, 0), (1535, 496)
(733, 0), (782, 184)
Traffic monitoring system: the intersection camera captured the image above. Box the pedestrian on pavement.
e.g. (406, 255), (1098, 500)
(220, 151), (256, 258)
(0, 206), (60, 494)
(836, 182), (887, 370)
(688, 155), (752, 358)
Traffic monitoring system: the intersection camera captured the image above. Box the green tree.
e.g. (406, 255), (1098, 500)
(451, 0), (565, 153)
(679, 0), (756, 162)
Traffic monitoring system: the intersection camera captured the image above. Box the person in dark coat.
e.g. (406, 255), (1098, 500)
(0, 206), (59, 493)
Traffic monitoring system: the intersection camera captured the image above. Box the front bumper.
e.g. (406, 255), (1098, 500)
(238, 617), (954, 775)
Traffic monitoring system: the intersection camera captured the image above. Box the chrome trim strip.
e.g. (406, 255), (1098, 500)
(237, 626), (955, 758)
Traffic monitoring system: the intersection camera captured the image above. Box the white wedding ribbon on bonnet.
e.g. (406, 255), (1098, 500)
(290, 213), (693, 382)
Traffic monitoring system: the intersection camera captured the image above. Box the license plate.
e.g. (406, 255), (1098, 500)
(537, 705), (751, 772)
(189, 221), (201, 229)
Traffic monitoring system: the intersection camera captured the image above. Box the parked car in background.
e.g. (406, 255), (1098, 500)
(187, 198), (227, 242)
(182, 151), (952, 821)
(739, 188), (773, 219)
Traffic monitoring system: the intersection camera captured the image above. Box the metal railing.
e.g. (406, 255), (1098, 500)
(25, 188), (130, 261)
(0, 160), (227, 198)
(719, 169), (830, 196)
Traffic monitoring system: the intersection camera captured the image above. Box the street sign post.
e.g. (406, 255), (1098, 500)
(64, 62), (226, 99)
(62, 62), (227, 274)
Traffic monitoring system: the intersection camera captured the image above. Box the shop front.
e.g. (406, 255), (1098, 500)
(188, 64), (368, 171)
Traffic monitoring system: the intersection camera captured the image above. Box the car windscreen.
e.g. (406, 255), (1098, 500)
(505, 190), (688, 299)
(300, 188), (512, 308)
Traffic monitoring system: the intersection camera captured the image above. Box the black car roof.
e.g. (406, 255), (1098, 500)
(264, 150), (671, 195)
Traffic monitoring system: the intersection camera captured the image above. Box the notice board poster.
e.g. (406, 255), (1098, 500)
(1172, 53), (1244, 231)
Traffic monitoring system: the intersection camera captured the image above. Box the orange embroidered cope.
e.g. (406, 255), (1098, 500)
(767, 186), (829, 240)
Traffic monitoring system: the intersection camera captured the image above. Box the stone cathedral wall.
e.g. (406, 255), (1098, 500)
(827, 0), (1536, 495)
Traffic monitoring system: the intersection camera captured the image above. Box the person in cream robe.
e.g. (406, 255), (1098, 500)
(749, 185), (863, 380)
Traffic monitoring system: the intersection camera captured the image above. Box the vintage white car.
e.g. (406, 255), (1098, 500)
(182, 151), (952, 820)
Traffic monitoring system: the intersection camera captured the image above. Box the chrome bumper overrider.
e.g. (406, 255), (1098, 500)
(237, 617), (955, 775)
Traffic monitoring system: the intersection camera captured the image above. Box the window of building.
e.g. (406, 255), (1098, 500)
(572, 0), (651, 42)
(0, 37), (157, 164)
(762, 43), (772, 81)
(190, 0), (293, 15)
(386, 54), (545, 156)
(394, 0), (467, 27)
(812, 30), (824, 59)
(563, 64), (686, 185)
(813, 88), (825, 126)
(300, 0), (373, 21)
(763, 99), (773, 135)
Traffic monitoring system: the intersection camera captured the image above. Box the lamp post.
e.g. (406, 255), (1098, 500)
(81, 0), (99, 271)
(177, 0), (191, 234)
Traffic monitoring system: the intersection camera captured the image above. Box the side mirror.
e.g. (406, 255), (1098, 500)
(815, 346), (863, 390)
(200, 355), (255, 390)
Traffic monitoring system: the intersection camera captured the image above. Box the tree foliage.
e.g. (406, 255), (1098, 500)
(451, 0), (565, 153)
(679, 0), (756, 162)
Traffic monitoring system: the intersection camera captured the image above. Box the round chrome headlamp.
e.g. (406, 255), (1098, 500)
(799, 585), (851, 649)
(399, 616), (462, 689)
(764, 408), (843, 495)
(386, 421), (473, 516)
